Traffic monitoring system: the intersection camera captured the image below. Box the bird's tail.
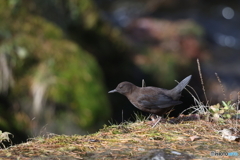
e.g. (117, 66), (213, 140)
(172, 75), (192, 93)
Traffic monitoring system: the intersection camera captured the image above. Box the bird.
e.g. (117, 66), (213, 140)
(108, 75), (192, 127)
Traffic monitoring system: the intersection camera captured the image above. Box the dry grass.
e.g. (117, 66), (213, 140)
(0, 118), (239, 159)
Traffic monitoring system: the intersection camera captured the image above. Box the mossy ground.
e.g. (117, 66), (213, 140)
(0, 117), (239, 159)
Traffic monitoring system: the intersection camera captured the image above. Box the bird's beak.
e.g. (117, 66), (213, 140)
(108, 89), (117, 93)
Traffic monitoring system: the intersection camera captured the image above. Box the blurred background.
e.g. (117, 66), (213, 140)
(0, 0), (240, 145)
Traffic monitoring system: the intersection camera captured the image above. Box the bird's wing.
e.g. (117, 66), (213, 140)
(137, 93), (182, 109)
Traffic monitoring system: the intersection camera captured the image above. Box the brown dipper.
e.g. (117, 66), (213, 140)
(108, 75), (191, 126)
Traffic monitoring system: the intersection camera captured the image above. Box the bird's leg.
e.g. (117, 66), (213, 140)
(146, 114), (152, 120)
(151, 116), (162, 128)
(146, 114), (158, 121)
(150, 114), (158, 121)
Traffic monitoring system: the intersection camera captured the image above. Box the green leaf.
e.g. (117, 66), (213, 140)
(222, 101), (228, 107)
(210, 104), (220, 113)
(219, 109), (225, 114)
(223, 106), (229, 110)
(213, 113), (220, 119)
(227, 101), (232, 105)
(226, 114), (231, 119)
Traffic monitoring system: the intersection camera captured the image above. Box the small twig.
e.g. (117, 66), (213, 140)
(182, 84), (208, 115)
(236, 92), (240, 133)
(185, 85), (201, 102)
(122, 110), (124, 123)
(215, 73), (226, 101)
(197, 59), (208, 104)
(151, 117), (162, 128)
(142, 79), (146, 87)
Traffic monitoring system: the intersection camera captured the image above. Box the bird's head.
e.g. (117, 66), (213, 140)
(108, 81), (135, 95)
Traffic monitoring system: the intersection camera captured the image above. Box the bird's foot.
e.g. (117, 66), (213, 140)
(145, 115), (163, 127)
(151, 116), (162, 128)
(150, 114), (158, 121)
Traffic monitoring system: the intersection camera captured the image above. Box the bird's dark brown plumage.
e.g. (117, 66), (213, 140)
(108, 75), (192, 116)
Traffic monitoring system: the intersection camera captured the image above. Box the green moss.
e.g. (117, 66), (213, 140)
(0, 1), (111, 133)
(68, 0), (99, 28)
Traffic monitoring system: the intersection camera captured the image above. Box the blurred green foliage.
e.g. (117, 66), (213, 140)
(69, 0), (99, 28)
(0, 0), (110, 135)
